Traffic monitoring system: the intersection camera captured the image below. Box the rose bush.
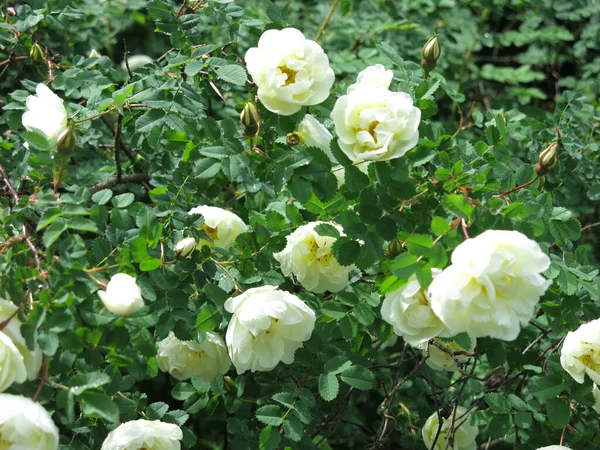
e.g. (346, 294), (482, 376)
(0, 0), (599, 449)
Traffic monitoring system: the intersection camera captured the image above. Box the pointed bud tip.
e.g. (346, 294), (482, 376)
(30, 43), (45, 64)
(240, 102), (261, 138)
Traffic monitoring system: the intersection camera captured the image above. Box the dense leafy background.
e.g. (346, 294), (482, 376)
(0, 0), (599, 449)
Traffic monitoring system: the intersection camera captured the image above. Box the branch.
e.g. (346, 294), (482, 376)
(90, 172), (150, 194)
(315, 0), (340, 42)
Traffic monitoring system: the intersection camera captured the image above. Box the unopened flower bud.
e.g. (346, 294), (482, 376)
(30, 42), (45, 64)
(421, 35), (440, 74)
(56, 122), (76, 157)
(175, 237), (196, 259)
(240, 102), (261, 138)
(286, 132), (300, 146)
(89, 49), (101, 58)
(387, 238), (402, 257)
(223, 376), (236, 394)
(539, 141), (559, 170)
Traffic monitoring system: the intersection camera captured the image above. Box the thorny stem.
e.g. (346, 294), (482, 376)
(496, 175), (539, 199)
(315, 0), (340, 42)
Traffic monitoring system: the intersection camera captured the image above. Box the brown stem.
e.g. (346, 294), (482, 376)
(89, 172), (150, 194)
(497, 175), (539, 198)
(114, 114), (123, 180)
(315, 0), (340, 42)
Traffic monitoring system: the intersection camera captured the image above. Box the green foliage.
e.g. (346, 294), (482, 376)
(0, 0), (599, 449)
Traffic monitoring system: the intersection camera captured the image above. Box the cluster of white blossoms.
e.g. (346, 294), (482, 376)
(225, 286), (316, 374)
(331, 64), (421, 163)
(0, 299), (43, 392)
(421, 407), (478, 450)
(274, 221), (354, 294)
(188, 205), (249, 250)
(22, 83), (68, 141)
(560, 318), (600, 384)
(428, 230), (552, 341)
(157, 331), (230, 382)
(245, 28), (335, 116)
(0, 394), (59, 449)
(100, 419), (183, 450)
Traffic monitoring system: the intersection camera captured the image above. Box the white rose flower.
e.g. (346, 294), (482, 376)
(225, 286), (316, 374)
(0, 332), (28, 392)
(22, 83), (68, 140)
(422, 406), (478, 450)
(330, 84), (420, 162)
(274, 221), (353, 293)
(0, 394), (59, 449)
(560, 318), (600, 384)
(0, 299), (43, 381)
(245, 28), (335, 115)
(381, 270), (447, 346)
(428, 230), (551, 341)
(297, 115), (333, 158)
(157, 331), (230, 382)
(121, 54), (153, 71)
(98, 273), (144, 316)
(593, 384), (600, 414)
(101, 419), (182, 450)
(422, 337), (477, 372)
(347, 64), (394, 92)
(536, 447), (571, 450)
(188, 205), (249, 250)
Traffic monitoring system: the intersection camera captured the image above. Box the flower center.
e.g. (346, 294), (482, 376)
(367, 121), (379, 142)
(264, 317), (279, 335)
(201, 224), (219, 240)
(277, 65), (298, 86)
(578, 350), (600, 370)
(306, 237), (333, 263)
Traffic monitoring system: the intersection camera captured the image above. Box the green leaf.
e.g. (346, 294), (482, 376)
(331, 238), (361, 266)
(324, 356), (352, 375)
(283, 417), (303, 442)
(546, 397), (570, 429)
(352, 303), (375, 326)
(530, 375), (565, 400)
(43, 220), (68, 248)
(548, 218), (581, 248)
(215, 65), (247, 86)
(195, 159), (221, 179)
(587, 185), (600, 201)
(69, 372), (111, 396)
(376, 42), (403, 67)
(442, 194), (473, 220)
(485, 393), (512, 414)
(340, 365), (375, 391)
(259, 426), (281, 450)
(111, 193), (135, 208)
(80, 392), (119, 423)
(256, 405), (284, 426)
(314, 223), (340, 238)
(139, 258), (162, 272)
(67, 217), (99, 233)
(185, 60), (205, 77)
(92, 189), (113, 205)
(195, 304), (220, 332)
(431, 216), (450, 236)
(390, 253), (418, 280)
(318, 373), (339, 401)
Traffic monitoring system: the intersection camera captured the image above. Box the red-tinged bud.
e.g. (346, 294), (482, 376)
(421, 35), (440, 75)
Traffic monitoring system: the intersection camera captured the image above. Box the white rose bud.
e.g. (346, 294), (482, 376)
(98, 273), (144, 316)
(225, 286), (316, 374)
(331, 84), (421, 162)
(297, 115), (333, 159)
(101, 419), (183, 450)
(245, 28), (335, 116)
(157, 331), (230, 382)
(274, 221), (354, 293)
(560, 318), (600, 384)
(0, 299), (43, 381)
(428, 230), (551, 341)
(381, 270), (447, 346)
(347, 64), (394, 92)
(422, 337), (477, 372)
(22, 84), (68, 140)
(0, 332), (28, 393)
(422, 406), (478, 450)
(188, 205), (249, 250)
(175, 237), (196, 259)
(593, 384), (600, 414)
(0, 394), (59, 449)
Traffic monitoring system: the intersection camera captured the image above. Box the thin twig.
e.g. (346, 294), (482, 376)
(315, 0), (340, 42)
(89, 172), (150, 194)
(582, 221), (600, 232)
(114, 114), (123, 180)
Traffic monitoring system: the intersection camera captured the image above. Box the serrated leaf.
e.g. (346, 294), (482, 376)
(283, 417), (303, 442)
(91, 189), (113, 205)
(485, 393), (512, 414)
(546, 397), (570, 429)
(195, 304), (220, 332)
(259, 426), (281, 450)
(340, 365), (375, 391)
(331, 238), (360, 266)
(195, 159), (221, 179)
(215, 65), (247, 86)
(111, 193), (135, 208)
(318, 373), (339, 401)
(548, 219), (581, 248)
(43, 219), (68, 248)
(256, 405), (284, 426)
(80, 392), (119, 423)
(442, 194), (473, 220)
